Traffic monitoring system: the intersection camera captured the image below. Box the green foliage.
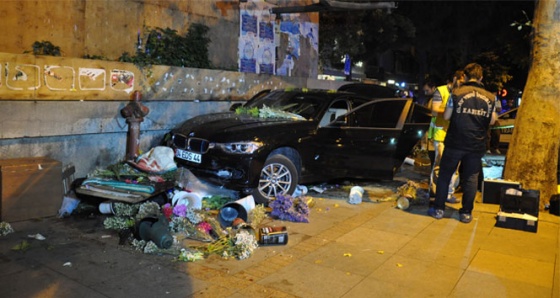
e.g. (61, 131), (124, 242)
(235, 106), (260, 118)
(201, 195), (231, 210)
(83, 54), (110, 61)
(473, 52), (513, 93)
(319, 10), (415, 70)
(25, 41), (61, 56)
(119, 24), (212, 69)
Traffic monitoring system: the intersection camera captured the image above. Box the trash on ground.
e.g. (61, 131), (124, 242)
(258, 226), (288, 245)
(12, 240), (30, 251)
(58, 192), (81, 218)
(63, 262), (72, 267)
(348, 186), (364, 204)
(28, 233), (46, 240)
(396, 180), (428, 208)
(127, 146), (177, 174)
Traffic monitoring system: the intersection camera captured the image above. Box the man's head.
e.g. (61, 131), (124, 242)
(423, 79), (437, 97)
(452, 70), (465, 89)
(463, 63), (483, 82)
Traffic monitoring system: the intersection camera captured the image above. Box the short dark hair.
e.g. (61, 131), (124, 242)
(453, 70), (464, 81)
(464, 63), (483, 80)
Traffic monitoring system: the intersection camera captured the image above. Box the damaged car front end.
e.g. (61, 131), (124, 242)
(165, 88), (431, 204)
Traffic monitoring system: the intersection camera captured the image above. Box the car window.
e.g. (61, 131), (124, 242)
(500, 108), (518, 120)
(319, 99), (349, 127)
(245, 91), (325, 120)
(347, 100), (407, 128)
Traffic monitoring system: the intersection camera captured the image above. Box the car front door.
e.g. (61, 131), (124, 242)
(315, 99), (411, 180)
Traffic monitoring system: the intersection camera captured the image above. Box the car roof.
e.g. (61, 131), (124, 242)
(337, 83), (399, 98)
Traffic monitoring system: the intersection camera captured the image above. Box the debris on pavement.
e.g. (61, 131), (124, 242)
(348, 186), (364, 204)
(27, 233), (46, 240)
(11, 240), (30, 251)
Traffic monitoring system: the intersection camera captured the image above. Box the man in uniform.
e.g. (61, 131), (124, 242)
(428, 63), (497, 223)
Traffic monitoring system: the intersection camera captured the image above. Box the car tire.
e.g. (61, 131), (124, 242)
(253, 154), (299, 205)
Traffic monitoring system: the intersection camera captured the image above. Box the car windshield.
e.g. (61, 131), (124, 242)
(244, 90), (325, 120)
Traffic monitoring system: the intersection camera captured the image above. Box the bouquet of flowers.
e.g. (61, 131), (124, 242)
(204, 228), (258, 260)
(269, 194), (310, 223)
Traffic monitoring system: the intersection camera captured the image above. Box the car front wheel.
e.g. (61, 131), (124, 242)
(253, 154), (299, 204)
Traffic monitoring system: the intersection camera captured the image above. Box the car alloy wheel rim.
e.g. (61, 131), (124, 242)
(258, 162), (293, 200)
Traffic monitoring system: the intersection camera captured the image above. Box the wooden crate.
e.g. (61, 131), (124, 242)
(0, 157), (62, 222)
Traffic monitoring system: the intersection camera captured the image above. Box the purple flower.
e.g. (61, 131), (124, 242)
(270, 194), (309, 223)
(173, 204), (187, 217)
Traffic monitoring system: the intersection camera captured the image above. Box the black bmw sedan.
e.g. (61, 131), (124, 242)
(166, 88), (431, 204)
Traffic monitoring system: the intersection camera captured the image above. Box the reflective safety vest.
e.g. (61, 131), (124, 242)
(428, 85), (451, 142)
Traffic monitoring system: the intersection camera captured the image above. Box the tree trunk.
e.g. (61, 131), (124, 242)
(503, 0), (560, 209)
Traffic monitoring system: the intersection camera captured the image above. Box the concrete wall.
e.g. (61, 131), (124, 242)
(0, 53), (347, 178)
(0, 0), (241, 69)
(0, 0), (316, 74)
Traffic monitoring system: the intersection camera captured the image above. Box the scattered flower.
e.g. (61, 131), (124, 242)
(162, 203), (173, 220)
(0, 222), (14, 236)
(143, 241), (159, 254)
(136, 201), (161, 220)
(197, 222), (212, 234)
(205, 229), (258, 260)
(248, 204), (267, 227)
(113, 202), (140, 217)
(178, 248), (204, 262)
(173, 204), (187, 217)
(269, 194), (310, 223)
(103, 216), (135, 230)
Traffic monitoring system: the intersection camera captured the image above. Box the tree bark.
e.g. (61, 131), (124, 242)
(503, 0), (560, 209)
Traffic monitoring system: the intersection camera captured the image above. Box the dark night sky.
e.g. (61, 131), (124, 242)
(396, 0), (536, 90)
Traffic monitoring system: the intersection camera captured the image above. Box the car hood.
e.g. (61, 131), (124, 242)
(172, 112), (314, 141)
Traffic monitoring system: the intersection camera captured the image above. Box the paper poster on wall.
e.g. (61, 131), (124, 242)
(239, 0), (276, 75)
(239, 39), (257, 73)
(44, 65), (75, 91)
(110, 69), (134, 94)
(79, 68), (106, 91)
(4, 63), (41, 91)
(302, 22), (319, 52)
(257, 46), (275, 75)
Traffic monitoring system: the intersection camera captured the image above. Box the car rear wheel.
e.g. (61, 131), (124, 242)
(253, 154), (299, 204)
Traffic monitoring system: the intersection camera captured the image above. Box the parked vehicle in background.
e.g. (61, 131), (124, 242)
(165, 88), (431, 204)
(497, 107), (518, 146)
(337, 83), (399, 98)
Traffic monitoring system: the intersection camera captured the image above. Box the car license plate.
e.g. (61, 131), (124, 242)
(176, 149), (202, 164)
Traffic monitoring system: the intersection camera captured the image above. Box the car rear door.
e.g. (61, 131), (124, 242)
(315, 99), (412, 180)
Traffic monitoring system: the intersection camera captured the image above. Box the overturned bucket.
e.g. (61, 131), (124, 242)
(218, 202), (248, 228)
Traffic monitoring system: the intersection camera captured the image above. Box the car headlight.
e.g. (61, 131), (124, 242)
(216, 141), (263, 154)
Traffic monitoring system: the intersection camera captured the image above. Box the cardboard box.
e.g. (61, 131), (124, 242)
(495, 211), (538, 233)
(0, 157), (63, 222)
(482, 179), (521, 204)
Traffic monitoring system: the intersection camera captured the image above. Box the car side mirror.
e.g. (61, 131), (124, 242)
(229, 103), (243, 111)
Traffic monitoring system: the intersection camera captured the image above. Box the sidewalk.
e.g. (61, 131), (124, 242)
(0, 163), (558, 298)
